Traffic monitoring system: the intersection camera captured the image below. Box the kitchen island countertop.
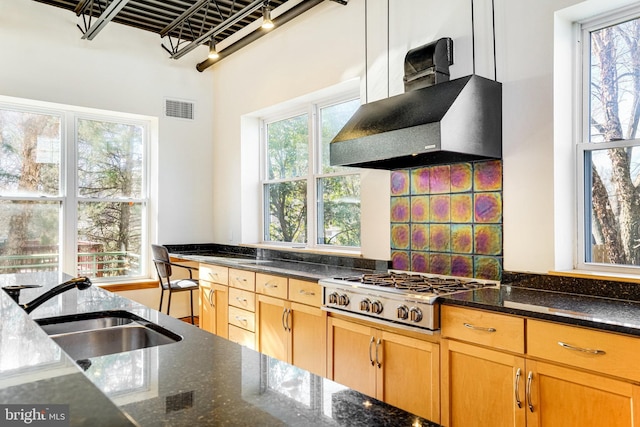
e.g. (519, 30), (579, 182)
(0, 272), (436, 427)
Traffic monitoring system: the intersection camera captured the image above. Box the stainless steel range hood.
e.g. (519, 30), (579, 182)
(330, 40), (502, 170)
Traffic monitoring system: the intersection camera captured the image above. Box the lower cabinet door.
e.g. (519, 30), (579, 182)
(327, 317), (377, 398)
(199, 285), (216, 333)
(527, 360), (640, 427)
(441, 339), (526, 427)
(290, 302), (326, 377)
(257, 295), (288, 362)
(378, 330), (440, 423)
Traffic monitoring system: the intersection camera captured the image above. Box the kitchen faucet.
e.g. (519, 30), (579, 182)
(2, 277), (92, 314)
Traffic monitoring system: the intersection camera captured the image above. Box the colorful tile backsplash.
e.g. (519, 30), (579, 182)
(390, 160), (503, 280)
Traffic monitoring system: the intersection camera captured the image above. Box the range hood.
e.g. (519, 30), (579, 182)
(330, 39), (502, 170)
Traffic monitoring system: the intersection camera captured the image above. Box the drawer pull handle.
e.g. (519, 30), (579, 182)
(208, 272), (218, 279)
(234, 316), (247, 324)
(263, 282), (278, 289)
(235, 297), (248, 303)
(299, 290), (315, 296)
(526, 371), (534, 412)
(375, 338), (382, 368)
(557, 341), (606, 355)
(463, 323), (497, 333)
(514, 368), (522, 409)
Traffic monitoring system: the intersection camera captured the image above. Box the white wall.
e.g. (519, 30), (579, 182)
(0, 0), (216, 248)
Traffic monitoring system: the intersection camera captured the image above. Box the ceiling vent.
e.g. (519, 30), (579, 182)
(164, 98), (194, 120)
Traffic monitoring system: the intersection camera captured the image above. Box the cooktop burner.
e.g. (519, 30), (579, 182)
(332, 271), (492, 294)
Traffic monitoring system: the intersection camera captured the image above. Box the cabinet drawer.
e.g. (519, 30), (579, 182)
(256, 273), (288, 299)
(199, 264), (228, 285)
(528, 319), (640, 382)
(288, 279), (322, 307)
(441, 305), (524, 353)
(228, 325), (255, 350)
(229, 306), (255, 332)
(229, 287), (255, 312)
(229, 268), (255, 291)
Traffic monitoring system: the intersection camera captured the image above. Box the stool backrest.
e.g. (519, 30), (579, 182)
(151, 244), (172, 280)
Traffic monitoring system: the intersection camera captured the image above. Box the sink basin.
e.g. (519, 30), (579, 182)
(35, 310), (182, 360)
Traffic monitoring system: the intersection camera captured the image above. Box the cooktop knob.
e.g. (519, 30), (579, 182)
(396, 305), (409, 320)
(338, 294), (350, 306)
(328, 292), (339, 304)
(409, 307), (423, 322)
(371, 300), (383, 314)
(359, 298), (371, 312)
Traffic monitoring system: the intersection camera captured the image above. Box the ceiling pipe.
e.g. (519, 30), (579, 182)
(196, 0), (328, 72)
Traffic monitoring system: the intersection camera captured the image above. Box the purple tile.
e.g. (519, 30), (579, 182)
(411, 167), (430, 194)
(411, 224), (429, 251)
(474, 193), (502, 223)
(391, 251), (410, 270)
(429, 165), (451, 193)
(429, 224), (450, 252)
(473, 160), (502, 191)
(411, 252), (429, 273)
(474, 256), (502, 280)
(451, 255), (474, 277)
(474, 225), (502, 255)
(430, 195), (450, 222)
(451, 224), (473, 253)
(391, 170), (410, 195)
(450, 163), (473, 192)
(411, 196), (429, 222)
(391, 224), (410, 249)
(391, 197), (410, 222)
(451, 194), (473, 223)
(429, 253), (451, 275)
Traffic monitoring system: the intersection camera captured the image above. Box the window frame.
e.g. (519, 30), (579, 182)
(575, 5), (640, 275)
(0, 99), (151, 282)
(260, 92), (361, 250)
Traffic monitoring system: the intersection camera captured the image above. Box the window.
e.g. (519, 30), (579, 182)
(262, 97), (361, 248)
(0, 101), (149, 280)
(577, 7), (640, 273)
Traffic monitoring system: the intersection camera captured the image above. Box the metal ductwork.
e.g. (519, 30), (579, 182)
(330, 38), (502, 170)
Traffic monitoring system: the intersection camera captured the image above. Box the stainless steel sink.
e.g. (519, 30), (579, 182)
(35, 310), (182, 360)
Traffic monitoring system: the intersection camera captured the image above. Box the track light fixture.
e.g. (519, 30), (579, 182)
(208, 36), (219, 59)
(261, 2), (274, 29)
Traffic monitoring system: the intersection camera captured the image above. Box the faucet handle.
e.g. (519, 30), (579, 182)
(2, 285), (42, 304)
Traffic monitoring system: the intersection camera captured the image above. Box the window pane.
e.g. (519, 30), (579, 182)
(589, 18), (640, 143)
(317, 175), (360, 246)
(0, 200), (60, 273)
(77, 201), (143, 278)
(264, 181), (307, 243)
(0, 109), (61, 196)
(586, 147), (640, 266)
(320, 99), (360, 174)
(266, 114), (308, 180)
(77, 119), (144, 198)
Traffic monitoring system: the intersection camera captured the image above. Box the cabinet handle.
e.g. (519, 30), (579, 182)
(375, 338), (382, 368)
(235, 296), (248, 303)
(526, 371), (534, 412)
(368, 336), (375, 366)
(208, 272), (218, 280)
(281, 308), (287, 330)
(557, 341), (606, 355)
(298, 290), (315, 296)
(514, 368), (522, 409)
(286, 308), (291, 332)
(208, 289), (215, 307)
(263, 282), (278, 289)
(463, 323), (497, 333)
(234, 277), (247, 283)
(234, 316), (247, 324)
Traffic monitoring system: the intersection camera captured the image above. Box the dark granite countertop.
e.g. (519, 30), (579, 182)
(0, 272), (436, 427)
(440, 284), (640, 337)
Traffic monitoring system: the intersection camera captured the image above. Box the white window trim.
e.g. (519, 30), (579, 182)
(575, 4), (640, 275)
(0, 96), (153, 282)
(259, 92), (360, 250)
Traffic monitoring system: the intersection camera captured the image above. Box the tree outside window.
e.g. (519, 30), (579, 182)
(263, 97), (361, 248)
(581, 11), (640, 270)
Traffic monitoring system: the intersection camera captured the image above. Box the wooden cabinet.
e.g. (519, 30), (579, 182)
(256, 277), (327, 377)
(327, 316), (440, 422)
(227, 268), (256, 349)
(441, 305), (640, 427)
(198, 264), (228, 338)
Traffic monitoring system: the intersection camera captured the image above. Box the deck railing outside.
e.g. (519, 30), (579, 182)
(0, 251), (140, 277)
